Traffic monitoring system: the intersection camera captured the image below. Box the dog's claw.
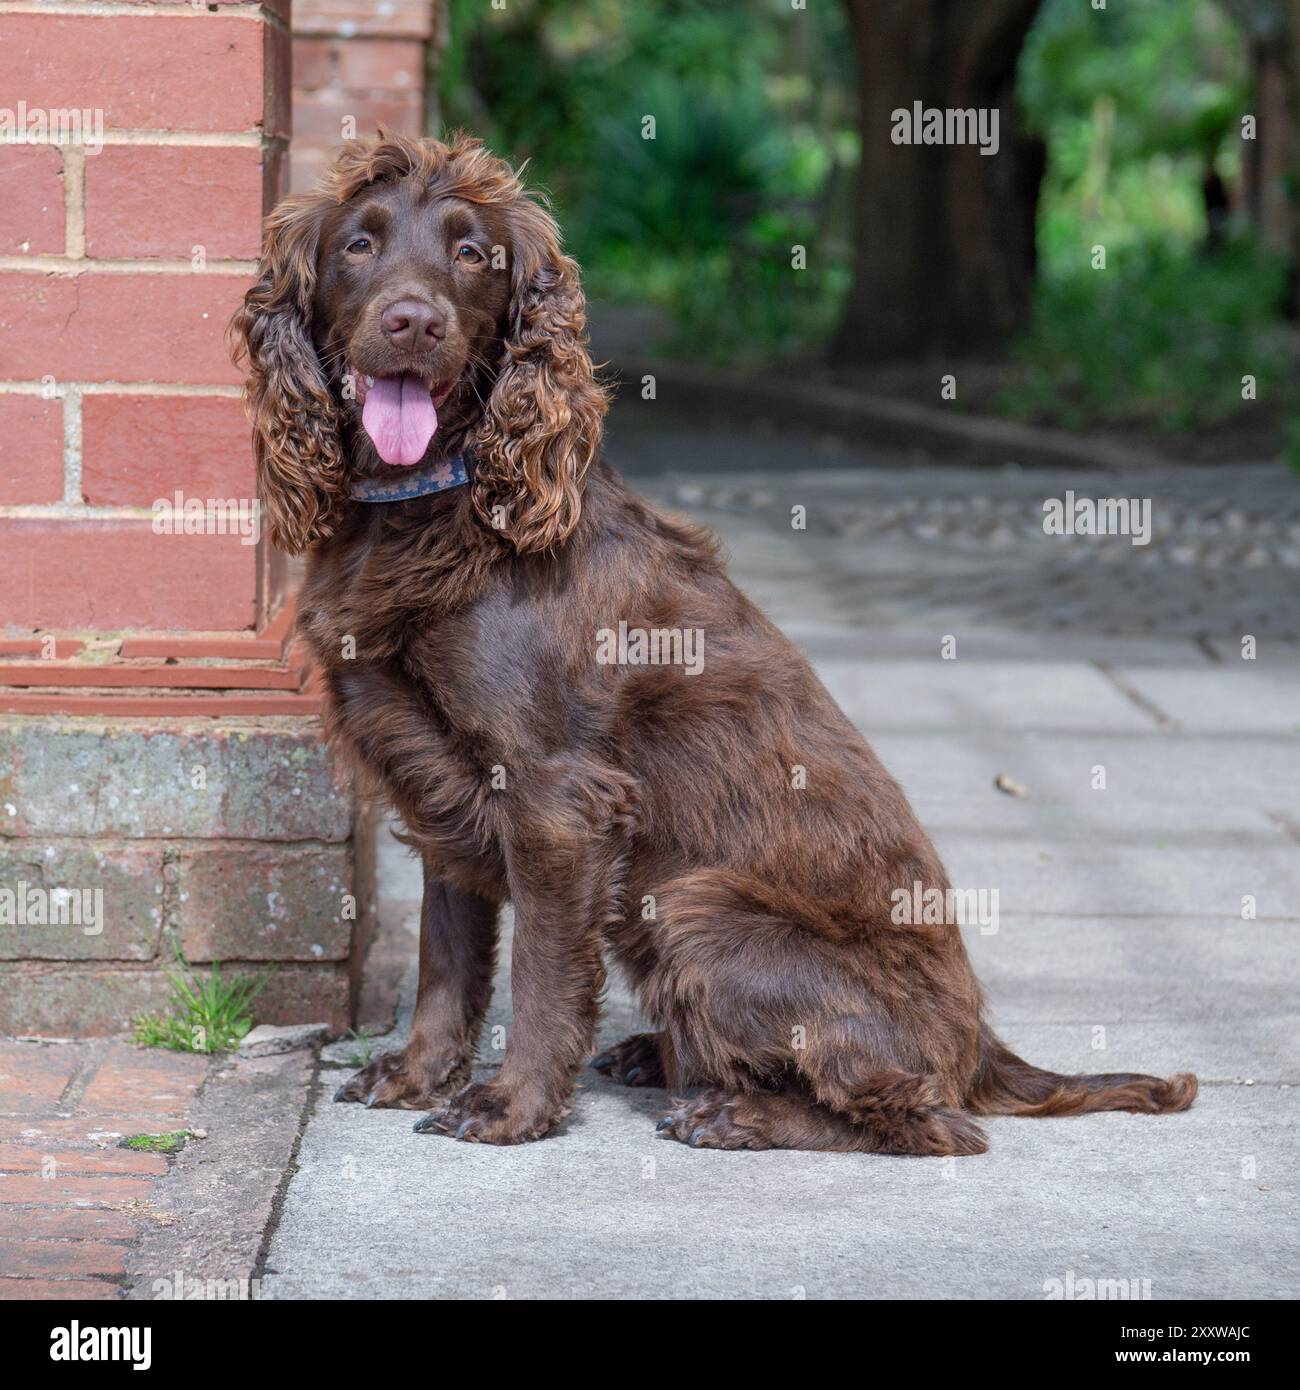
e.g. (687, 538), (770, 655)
(413, 1114), (438, 1134)
(590, 1051), (614, 1071)
(689, 1127), (705, 1147)
(333, 1086), (347, 1103)
(625, 1067), (641, 1084)
(656, 1116), (674, 1132)
(456, 1119), (474, 1140)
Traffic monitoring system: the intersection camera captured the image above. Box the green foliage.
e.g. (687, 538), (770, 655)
(1286, 417), (1300, 475)
(1020, 0), (1250, 275)
(133, 942), (267, 1054)
(123, 1131), (192, 1153)
(999, 238), (1290, 430)
(440, 0), (854, 359)
(342, 1027), (375, 1069)
(1022, 0), (1247, 155)
(1006, 0), (1295, 438)
(439, 0), (1294, 443)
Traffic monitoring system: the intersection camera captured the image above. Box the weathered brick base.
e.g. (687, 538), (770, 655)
(0, 715), (374, 1036)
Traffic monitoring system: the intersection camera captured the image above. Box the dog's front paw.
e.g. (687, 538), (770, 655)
(414, 1080), (564, 1145)
(334, 1046), (468, 1110)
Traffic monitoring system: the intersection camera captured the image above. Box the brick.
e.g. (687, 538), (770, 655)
(106, 0), (286, 9)
(0, 1117), (188, 1146)
(178, 841), (354, 961)
(0, 272), (248, 386)
(0, 1173), (152, 1203)
(289, 145), (332, 195)
(296, 0), (434, 40)
(0, 717), (351, 841)
(0, 395), (63, 504)
(81, 395), (254, 507)
(294, 37), (425, 92)
(84, 147), (266, 262)
(292, 90), (422, 143)
(0, 1042), (78, 1115)
(77, 1045), (207, 1117)
(0, 145), (65, 255)
(0, 961), (351, 1036)
(0, 1238), (126, 1277)
(0, 1143), (166, 1176)
(0, 842), (162, 963)
(0, 1277), (120, 1299)
(0, 1205), (136, 1240)
(0, 518), (258, 630)
(0, 16), (267, 134)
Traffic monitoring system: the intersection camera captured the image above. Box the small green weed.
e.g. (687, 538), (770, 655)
(133, 942), (268, 1054)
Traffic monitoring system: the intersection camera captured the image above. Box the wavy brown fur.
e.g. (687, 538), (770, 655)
(231, 134), (1196, 1152)
(231, 131), (606, 555)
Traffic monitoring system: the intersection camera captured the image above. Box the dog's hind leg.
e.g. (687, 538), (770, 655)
(656, 1080), (986, 1155)
(644, 868), (987, 1155)
(591, 1031), (668, 1087)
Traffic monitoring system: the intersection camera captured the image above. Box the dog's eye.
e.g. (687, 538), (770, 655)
(346, 237), (374, 255)
(455, 243), (484, 265)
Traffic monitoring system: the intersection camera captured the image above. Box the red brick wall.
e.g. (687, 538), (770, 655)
(291, 0), (436, 193)
(0, 0), (290, 634)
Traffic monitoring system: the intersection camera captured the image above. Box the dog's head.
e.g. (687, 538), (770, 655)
(230, 132), (607, 555)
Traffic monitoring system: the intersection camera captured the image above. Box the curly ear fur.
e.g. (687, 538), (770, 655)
(470, 196), (608, 553)
(232, 132), (606, 556)
(230, 194), (346, 555)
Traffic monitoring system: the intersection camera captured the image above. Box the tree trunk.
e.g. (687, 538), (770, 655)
(833, 0), (1045, 363)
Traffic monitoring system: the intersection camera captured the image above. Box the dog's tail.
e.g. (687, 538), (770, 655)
(966, 1025), (1197, 1117)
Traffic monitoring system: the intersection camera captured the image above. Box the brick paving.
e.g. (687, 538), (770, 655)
(0, 1039), (208, 1298)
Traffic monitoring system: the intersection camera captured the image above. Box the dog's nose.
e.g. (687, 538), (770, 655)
(380, 298), (444, 350)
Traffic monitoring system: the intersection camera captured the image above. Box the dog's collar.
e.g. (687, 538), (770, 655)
(350, 453), (470, 503)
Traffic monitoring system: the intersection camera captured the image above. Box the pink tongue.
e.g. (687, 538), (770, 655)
(361, 374), (438, 466)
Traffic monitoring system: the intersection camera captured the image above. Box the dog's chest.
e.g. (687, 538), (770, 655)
(298, 548), (502, 867)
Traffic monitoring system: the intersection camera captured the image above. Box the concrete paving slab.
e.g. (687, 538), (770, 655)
(815, 658), (1153, 732)
(876, 731), (1300, 836)
(1115, 666), (1300, 734)
(260, 1070), (1297, 1300)
(936, 832), (1300, 921)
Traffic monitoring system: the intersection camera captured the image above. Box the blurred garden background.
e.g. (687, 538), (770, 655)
(430, 0), (1300, 466)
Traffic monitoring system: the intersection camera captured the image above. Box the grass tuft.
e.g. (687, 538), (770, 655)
(342, 1027), (375, 1069)
(133, 941), (268, 1054)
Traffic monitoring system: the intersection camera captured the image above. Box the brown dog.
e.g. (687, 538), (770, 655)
(231, 133), (1196, 1151)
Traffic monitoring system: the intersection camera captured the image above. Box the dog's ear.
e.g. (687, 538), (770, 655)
(470, 200), (608, 553)
(229, 194), (346, 555)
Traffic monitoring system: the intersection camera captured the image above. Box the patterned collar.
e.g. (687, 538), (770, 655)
(350, 453), (470, 503)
